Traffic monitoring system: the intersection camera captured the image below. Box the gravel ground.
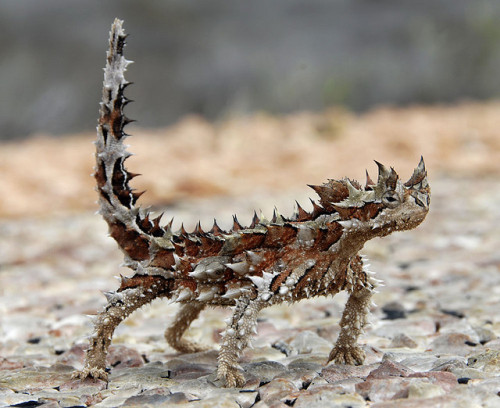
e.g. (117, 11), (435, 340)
(1, 102), (500, 406)
(1, 174), (500, 407)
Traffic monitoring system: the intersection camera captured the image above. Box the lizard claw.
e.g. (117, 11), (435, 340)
(71, 367), (109, 382)
(327, 345), (365, 366)
(216, 363), (246, 388)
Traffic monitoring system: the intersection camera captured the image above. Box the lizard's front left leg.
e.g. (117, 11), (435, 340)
(327, 285), (373, 365)
(165, 301), (209, 353)
(217, 296), (265, 388)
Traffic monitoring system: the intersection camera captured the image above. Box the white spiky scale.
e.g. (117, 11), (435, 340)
(173, 253), (181, 268)
(225, 262), (249, 275)
(197, 287), (218, 302)
(249, 275), (265, 289)
(338, 220), (353, 229)
(175, 287), (193, 302)
(246, 251), (262, 265)
(222, 287), (243, 299)
(262, 271), (275, 282)
(260, 293), (272, 301)
(189, 265), (207, 279)
(335, 179), (376, 208)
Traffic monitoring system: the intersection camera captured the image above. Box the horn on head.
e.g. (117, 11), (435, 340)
(375, 160), (398, 190)
(404, 156), (427, 187)
(365, 170), (375, 189)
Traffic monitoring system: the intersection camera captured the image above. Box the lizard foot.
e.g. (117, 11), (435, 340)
(71, 366), (109, 382)
(216, 363), (246, 388)
(327, 345), (365, 366)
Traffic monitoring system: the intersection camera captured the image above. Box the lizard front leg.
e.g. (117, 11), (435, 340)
(327, 285), (373, 365)
(217, 296), (265, 387)
(165, 301), (210, 353)
(73, 283), (165, 381)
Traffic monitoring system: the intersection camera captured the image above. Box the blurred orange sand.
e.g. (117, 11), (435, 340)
(1, 101), (499, 218)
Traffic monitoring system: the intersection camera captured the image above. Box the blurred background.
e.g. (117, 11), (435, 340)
(1, 0), (500, 218)
(3, 3), (500, 402)
(1, 0), (500, 140)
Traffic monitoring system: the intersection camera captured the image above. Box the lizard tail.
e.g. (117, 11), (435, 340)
(94, 19), (164, 263)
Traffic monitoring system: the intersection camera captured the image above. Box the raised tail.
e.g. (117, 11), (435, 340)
(94, 19), (165, 264)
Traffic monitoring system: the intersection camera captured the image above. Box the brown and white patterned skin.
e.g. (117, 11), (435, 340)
(73, 19), (431, 387)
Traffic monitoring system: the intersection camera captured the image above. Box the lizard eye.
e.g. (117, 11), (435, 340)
(382, 191), (400, 208)
(414, 196), (426, 208)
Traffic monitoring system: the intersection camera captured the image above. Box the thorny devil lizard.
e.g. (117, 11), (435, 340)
(73, 19), (430, 388)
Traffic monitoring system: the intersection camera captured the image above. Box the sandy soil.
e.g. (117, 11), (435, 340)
(1, 101), (499, 219)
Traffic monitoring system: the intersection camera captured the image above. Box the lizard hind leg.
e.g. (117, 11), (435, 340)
(73, 277), (170, 381)
(217, 297), (266, 388)
(165, 301), (211, 353)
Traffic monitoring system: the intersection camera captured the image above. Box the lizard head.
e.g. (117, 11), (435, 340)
(309, 157), (430, 240)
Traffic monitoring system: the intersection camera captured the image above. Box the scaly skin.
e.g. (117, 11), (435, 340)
(73, 19), (430, 387)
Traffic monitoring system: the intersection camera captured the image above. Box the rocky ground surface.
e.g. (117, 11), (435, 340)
(1, 103), (500, 407)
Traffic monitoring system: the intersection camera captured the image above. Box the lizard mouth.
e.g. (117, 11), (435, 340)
(399, 211), (427, 230)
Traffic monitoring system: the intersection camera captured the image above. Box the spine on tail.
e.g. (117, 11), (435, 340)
(94, 19), (155, 262)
